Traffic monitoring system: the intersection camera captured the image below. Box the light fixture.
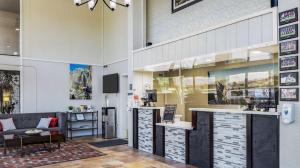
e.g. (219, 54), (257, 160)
(74, 0), (131, 11)
(109, 0), (116, 11)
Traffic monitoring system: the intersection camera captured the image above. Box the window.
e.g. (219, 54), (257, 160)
(0, 0), (20, 56)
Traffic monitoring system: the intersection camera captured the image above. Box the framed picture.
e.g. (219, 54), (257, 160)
(69, 64), (92, 100)
(280, 56), (298, 71)
(280, 88), (299, 101)
(279, 24), (298, 41)
(279, 8), (298, 26)
(280, 40), (299, 56)
(172, 0), (202, 13)
(280, 72), (299, 86)
(76, 114), (85, 121)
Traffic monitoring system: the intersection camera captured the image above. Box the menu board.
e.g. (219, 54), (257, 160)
(163, 105), (177, 122)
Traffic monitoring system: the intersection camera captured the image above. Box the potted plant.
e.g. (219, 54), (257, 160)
(68, 106), (74, 112)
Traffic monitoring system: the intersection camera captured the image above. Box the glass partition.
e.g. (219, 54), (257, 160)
(151, 45), (278, 121)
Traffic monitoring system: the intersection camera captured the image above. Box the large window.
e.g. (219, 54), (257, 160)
(0, 0), (20, 56)
(152, 45), (278, 121)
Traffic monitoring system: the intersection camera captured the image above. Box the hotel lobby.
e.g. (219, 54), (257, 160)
(0, 0), (299, 168)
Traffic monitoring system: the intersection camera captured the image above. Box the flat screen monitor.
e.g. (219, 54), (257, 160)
(103, 73), (119, 93)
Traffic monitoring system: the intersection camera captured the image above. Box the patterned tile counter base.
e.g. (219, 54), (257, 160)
(138, 109), (153, 153)
(165, 127), (186, 163)
(213, 113), (247, 168)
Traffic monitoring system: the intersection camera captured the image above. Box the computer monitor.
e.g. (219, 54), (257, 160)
(146, 90), (157, 103)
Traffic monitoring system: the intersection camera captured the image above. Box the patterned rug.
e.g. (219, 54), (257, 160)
(0, 142), (106, 168)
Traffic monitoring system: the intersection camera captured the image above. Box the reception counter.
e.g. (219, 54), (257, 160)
(132, 107), (279, 168)
(189, 108), (279, 168)
(156, 121), (192, 163)
(132, 107), (192, 163)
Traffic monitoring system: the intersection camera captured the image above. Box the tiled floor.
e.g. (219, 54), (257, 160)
(38, 137), (195, 168)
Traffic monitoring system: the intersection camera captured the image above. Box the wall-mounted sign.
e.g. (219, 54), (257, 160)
(280, 88), (299, 101)
(280, 40), (299, 56)
(279, 24), (298, 41)
(279, 56), (298, 71)
(279, 8), (298, 26)
(280, 56), (299, 71)
(172, 0), (202, 13)
(280, 72), (299, 86)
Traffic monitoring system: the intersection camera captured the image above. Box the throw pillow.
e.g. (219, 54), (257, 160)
(48, 117), (59, 127)
(36, 118), (52, 129)
(0, 118), (16, 131)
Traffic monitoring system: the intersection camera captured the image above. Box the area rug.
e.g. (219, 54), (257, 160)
(89, 139), (128, 148)
(0, 142), (105, 168)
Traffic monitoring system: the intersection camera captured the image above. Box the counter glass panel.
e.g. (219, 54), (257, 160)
(152, 45), (279, 121)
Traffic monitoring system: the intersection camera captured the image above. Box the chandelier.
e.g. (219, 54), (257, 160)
(74, 0), (131, 11)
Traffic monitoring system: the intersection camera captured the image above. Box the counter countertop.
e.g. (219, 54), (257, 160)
(189, 108), (280, 116)
(156, 121), (193, 130)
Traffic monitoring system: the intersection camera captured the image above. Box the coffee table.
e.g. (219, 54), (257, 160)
(3, 130), (65, 156)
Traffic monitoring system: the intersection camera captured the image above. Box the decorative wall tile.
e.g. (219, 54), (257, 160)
(165, 127), (186, 163)
(138, 109), (153, 153)
(213, 113), (247, 168)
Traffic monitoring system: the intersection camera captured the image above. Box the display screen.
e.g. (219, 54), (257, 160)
(103, 73), (119, 93)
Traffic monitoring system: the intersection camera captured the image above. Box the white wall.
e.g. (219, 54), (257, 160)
(102, 60), (128, 138)
(279, 1), (300, 168)
(103, 4), (128, 65)
(146, 0), (271, 44)
(22, 0), (102, 65)
(18, 0), (104, 136)
(22, 59), (102, 113)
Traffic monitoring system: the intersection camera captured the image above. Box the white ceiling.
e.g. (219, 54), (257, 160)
(0, 0), (19, 14)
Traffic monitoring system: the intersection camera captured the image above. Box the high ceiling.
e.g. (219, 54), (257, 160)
(0, 0), (19, 14)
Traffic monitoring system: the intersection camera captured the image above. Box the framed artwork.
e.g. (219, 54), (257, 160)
(280, 40), (298, 56)
(280, 72), (299, 86)
(279, 8), (298, 26)
(280, 56), (298, 71)
(279, 24), (298, 41)
(69, 64), (92, 100)
(280, 88), (299, 101)
(172, 0), (202, 13)
(76, 114), (85, 121)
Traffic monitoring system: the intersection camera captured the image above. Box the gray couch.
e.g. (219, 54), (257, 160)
(0, 112), (67, 145)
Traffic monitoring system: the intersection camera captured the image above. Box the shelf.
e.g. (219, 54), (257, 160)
(68, 111), (98, 114)
(68, 127), (98, 131)
(67, 119), (97, 123)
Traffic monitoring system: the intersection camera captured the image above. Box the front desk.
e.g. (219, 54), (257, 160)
(132, 107), (280, 168)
